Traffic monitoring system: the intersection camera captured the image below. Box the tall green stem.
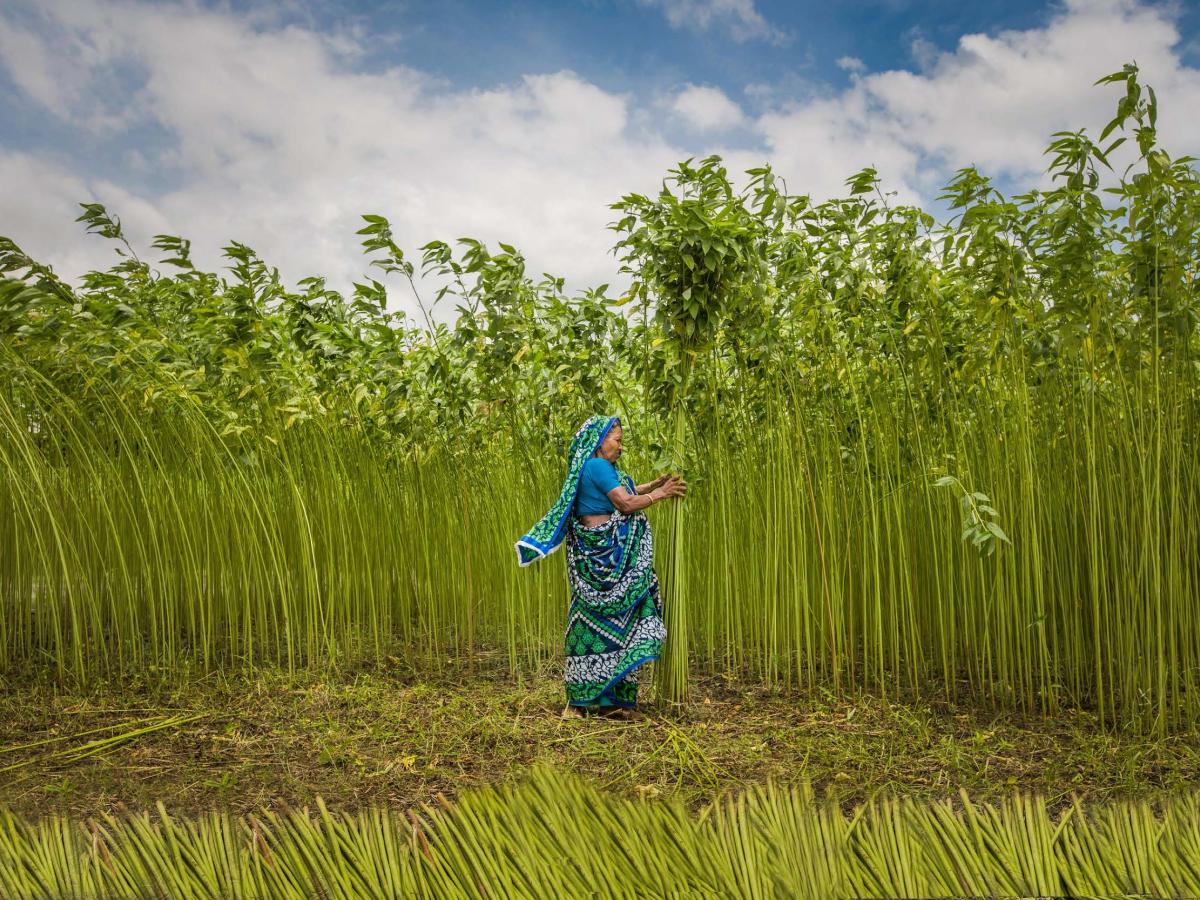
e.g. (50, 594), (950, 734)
(656, 360), (691, 704)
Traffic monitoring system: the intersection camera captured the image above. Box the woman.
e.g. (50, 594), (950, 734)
(516, 415), (686, 720)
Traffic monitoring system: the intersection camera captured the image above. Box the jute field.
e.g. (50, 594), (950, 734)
(1, 64), (1198, 897)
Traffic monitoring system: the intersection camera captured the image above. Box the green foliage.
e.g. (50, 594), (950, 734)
(1, 64), (1199, 732)
(932, 473), (1011, 557)
(611, 155), (771, 355)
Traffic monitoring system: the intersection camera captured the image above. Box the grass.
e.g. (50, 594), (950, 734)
(7, 761), (1200, 899)
(2, 649), (1197, 825)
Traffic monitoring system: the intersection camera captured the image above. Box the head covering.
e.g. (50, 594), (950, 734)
(515, 414), (620, 566)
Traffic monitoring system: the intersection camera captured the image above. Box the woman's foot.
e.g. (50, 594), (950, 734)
(561, 703), (591, 718)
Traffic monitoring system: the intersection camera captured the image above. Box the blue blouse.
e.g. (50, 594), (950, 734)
(575, 457), (622, 516)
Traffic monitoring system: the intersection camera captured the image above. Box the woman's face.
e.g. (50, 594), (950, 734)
(597, 424), (623, 462)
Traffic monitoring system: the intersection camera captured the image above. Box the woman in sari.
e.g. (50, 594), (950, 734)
(516, 415), (687, 720)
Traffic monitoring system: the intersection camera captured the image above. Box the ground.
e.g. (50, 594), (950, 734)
(2, 650), (1197, 821)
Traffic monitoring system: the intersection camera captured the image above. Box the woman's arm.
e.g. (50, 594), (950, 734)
(606, 486), (657, 514)
(607, 475), (686, 514)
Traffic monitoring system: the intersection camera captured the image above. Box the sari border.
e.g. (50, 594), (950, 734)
(568, 652), (660, 707)
(514, 538), (562, 567)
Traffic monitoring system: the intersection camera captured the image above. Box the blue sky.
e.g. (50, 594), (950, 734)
(2, 0), (1200, 314)
(245, 1), (1187, 90)
(345, 0), (1057, 90)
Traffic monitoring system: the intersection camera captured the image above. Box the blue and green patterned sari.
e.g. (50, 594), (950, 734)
(516, 415), (666, 709)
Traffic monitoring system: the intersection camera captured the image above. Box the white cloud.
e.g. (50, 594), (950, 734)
(904, 27), (940, 72)
(836, 56), (866, 75)
(636, 0), (787, 44)
(0, 151), (114, 278)
(0, 19), (68, 115)
(0, 0), (689, 318)
(670, 84), (745, 131)
(1, 0), (1198, 322)
(756, 0), (1200, 201)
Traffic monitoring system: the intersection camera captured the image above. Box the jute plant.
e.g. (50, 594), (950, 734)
(1, 766), (1199, 899)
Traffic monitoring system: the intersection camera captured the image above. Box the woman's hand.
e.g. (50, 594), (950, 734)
(636, 473), (673, 495)
(653, 475), (687, 501)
